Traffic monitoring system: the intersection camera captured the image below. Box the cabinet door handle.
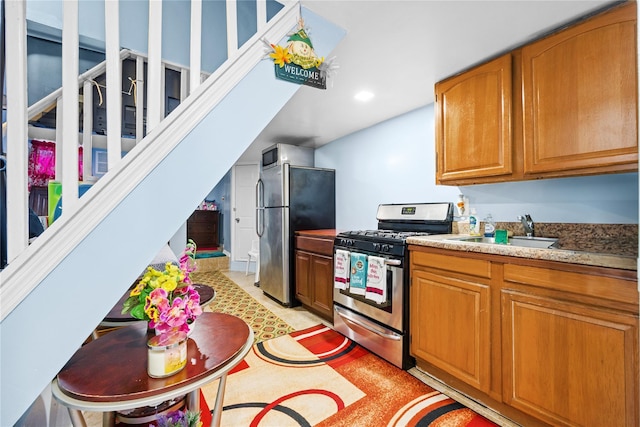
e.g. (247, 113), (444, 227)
(334, 306), (401, 341)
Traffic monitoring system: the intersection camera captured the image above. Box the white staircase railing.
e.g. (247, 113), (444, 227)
(1, 0), (300, 321)
(1, 0), (309, 424)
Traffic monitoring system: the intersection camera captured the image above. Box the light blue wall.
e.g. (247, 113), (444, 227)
(315, 105), (460, 230)
(316, 104), (639, 229)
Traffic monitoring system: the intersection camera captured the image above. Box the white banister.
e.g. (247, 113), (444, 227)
(2, 0), (301, 306)
(189, 0), (202, 94)
(2, 3), (309, 423)
(4, 0), (29, 263)
(146, 0), (163, 132)
(161, 64), (167, 117)
(105, 0), (122, 171)
(180, 68), (189, 102)
(55, 97), (63, 178)
(3, 0), (300, 268)
(82, 80), (93, 180)
(257, 0), (267, 31)
(226, 0), (238, 58)
(61, 0), (80, 213)
(135, 55), (145, 142)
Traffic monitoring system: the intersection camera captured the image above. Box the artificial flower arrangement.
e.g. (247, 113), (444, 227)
(122, 240), (202, 334)
(156, 409), (202, 427)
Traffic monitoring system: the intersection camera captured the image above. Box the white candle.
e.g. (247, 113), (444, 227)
(147, 330), (188, 378)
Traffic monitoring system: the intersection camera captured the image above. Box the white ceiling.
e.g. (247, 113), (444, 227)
(236, 0), (619, 163)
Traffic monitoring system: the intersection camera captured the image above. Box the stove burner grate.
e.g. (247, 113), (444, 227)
(338, 229), (432, 242)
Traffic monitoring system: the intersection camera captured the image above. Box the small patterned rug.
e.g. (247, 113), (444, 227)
(191, 270), (294, 342)
(195, 248), (225, 259)
(206, 325), (500, 426)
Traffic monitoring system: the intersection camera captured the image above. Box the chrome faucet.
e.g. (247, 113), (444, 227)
(517, 214), (534, 237)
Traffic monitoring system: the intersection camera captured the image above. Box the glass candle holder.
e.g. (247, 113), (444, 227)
(147, 330), (188, 378)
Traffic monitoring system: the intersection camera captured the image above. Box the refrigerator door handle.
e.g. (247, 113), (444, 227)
(256, 179), (264, 237)
(256, 178), (263, 208)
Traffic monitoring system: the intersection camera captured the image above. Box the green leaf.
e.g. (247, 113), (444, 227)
(121, 296), (137, 314)
(130, 304), (147, 321)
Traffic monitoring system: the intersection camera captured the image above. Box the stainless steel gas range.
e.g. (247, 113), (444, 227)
(332, 202), (453, 370)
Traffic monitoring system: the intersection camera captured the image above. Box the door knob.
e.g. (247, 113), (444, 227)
(235, 218), (240, 223)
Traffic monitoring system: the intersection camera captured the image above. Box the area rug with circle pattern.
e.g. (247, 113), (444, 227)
(202, 324), (500, 427)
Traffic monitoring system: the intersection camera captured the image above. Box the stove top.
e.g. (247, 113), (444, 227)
(334, 202), (454, 257)
(338, 229), (432, 242)
(335, 229), (434, 257)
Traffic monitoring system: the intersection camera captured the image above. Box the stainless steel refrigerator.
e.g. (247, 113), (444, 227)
(256, 163), (335, 306)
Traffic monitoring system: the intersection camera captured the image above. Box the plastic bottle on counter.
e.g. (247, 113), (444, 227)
(484, 214), (496, 237)
(469, 208), (481, 236)
(456, 194), (467, 218)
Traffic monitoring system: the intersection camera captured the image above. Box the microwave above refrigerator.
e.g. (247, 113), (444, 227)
(261, 143), (314, 170)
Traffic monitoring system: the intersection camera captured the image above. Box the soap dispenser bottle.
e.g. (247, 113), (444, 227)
(484, 214), (496, 237)
(469, 208), (481, 236)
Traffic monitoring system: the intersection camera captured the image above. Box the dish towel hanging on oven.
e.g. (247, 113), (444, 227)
(365, 255), (387, 304)
(349, 252), (368, 295)
(334, 249), (350, 290)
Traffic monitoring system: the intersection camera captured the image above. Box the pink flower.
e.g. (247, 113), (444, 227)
(146, 288), (170, 312)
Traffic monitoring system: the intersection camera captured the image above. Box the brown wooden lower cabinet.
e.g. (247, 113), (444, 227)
(502, 290), (638, 426)
(411, 268), (491, 394)
(410, 246), (639, 427)
(294, 233), (335, 321)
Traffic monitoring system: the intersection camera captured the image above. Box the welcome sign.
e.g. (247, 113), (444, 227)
(274, 63), (325, 89)
(267, 26), (327, 90)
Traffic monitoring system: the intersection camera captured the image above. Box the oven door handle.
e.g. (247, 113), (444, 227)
(384, 259), (401, 266)
(334, 306), (402, 341)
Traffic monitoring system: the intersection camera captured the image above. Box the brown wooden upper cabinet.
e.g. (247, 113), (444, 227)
(435, 2), (637, 185)
(522, 2), (637, 176)
(435, 54), (513, 183)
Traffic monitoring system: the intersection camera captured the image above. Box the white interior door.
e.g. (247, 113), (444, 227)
(232, 164), (260, 264)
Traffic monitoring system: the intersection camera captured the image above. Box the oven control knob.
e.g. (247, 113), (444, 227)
(382, 244), (391, 252)
(373, 243), (381, 251)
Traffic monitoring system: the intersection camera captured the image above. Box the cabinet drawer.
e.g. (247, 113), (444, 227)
(503, 264), (638, 310)
(412, 251), (491, 279)
(296, 236), (334, 256)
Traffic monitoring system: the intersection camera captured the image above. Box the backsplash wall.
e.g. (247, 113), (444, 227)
(315, 103), (638, 230)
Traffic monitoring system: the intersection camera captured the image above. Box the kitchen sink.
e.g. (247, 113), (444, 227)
(448, 235), (560, 249)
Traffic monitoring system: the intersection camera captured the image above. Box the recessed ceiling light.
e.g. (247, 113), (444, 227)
(354, 91), (374, 102)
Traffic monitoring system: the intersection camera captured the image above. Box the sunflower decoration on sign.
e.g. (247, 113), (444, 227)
(263, 18), (337, 90)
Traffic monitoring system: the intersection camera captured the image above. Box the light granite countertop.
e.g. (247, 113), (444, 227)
(407, 234), (638, 271)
